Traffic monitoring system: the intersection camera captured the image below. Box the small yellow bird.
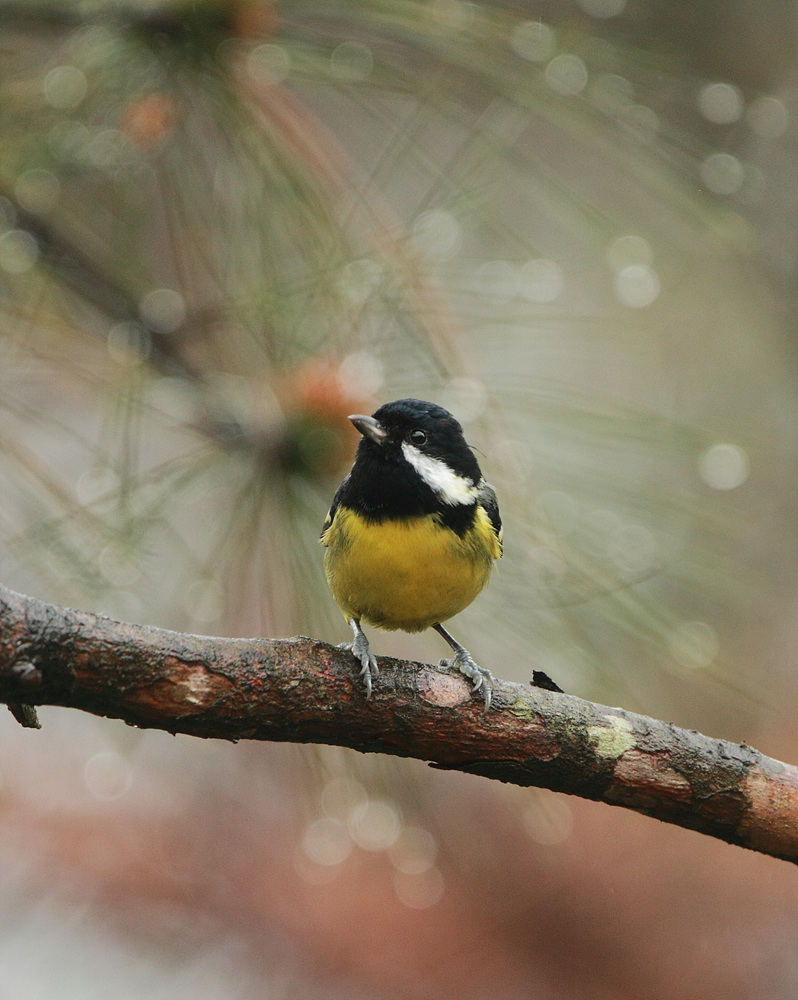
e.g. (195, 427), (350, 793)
(321, 398), (502, 708)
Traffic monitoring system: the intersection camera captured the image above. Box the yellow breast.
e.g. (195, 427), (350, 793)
(322, 505), (500, 632)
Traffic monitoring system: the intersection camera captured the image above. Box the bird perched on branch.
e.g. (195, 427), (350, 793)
(321, 397), (502, 709)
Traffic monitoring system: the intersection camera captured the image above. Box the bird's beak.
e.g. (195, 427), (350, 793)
(349, 413), (388, 445)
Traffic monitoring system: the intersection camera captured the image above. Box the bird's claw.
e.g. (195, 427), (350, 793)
(339, 637), (379, 699)
(439, 650), (494, 711)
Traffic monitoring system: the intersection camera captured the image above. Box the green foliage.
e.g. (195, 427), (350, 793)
(0, 0), (795, 726)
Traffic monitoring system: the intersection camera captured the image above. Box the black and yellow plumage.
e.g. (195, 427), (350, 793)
(321, 398), (502, 708)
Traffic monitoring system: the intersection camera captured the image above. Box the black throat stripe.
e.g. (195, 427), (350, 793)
(435, 501), (478, 537)
(339, 453), (479, 537)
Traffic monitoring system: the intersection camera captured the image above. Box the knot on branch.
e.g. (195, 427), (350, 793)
(124, 656), (236, 718)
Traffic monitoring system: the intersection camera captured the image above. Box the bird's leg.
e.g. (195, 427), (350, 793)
(339, 618), (379, 699)
(433, 623), (494, 711)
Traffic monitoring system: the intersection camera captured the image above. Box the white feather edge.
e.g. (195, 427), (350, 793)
(401, 442), (478, 506)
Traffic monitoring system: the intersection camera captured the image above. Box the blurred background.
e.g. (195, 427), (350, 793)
(2, 0), (798, 996)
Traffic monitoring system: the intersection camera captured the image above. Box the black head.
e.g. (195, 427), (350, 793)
(352, 398), (481, 482)
(342, 398), (483, 521)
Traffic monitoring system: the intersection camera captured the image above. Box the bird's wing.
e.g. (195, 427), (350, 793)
(320, 473), (351, 544)
(477, 479), (503, 555)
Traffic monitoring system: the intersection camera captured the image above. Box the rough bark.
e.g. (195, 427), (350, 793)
(1, 583), (796, 863)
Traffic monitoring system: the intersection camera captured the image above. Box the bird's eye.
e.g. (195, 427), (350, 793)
(409, 429), (427, 446)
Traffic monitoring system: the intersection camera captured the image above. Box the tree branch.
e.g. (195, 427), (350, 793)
(1, 583), (796, 863)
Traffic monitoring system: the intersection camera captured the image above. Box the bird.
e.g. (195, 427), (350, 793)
(320, 397), (502, 709)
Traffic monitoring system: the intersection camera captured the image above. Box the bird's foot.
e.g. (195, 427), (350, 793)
(440, 648), (494, 711)
(339, 633), (379, 699)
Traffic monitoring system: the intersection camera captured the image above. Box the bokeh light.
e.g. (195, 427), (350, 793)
(523, 790), (574, 845)
(606, 234), (653, 271)
(107, 322), (152, 364)
(700, 152), (745, 195)
(746, 96), (789, 138)
(699, 443), (750, 490)
(613, 263), (660, 308)
(511, 21), (557, 63)
(139, 288), (187, 335)
(43, 65), (88, 110)
(412, 209), (462, 262)
(300, 817), (354, 867)
(247, 43), (292, 86)
(83, 751), (134, 801)
(387, 826), (438, 874)
(668, 621), (719, 671)
(348, 799), (402, 852)
(619, 103), (659, 141)
(330, 41), (374, 81)
(14, 169), (60, 215)
(545, 54), (588, 95)
(0, 230), (38, 274)
(393, 866), (445, 909)
(697, 82), (744, 125)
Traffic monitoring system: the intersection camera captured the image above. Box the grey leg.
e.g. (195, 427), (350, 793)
(433, 623), (494, 711)
(340, 618), (379, 699)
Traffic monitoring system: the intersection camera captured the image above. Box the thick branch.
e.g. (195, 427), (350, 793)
(1, 584), (796, 863)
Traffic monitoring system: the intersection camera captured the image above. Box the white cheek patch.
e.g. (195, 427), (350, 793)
(401, 442), (477, 506)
